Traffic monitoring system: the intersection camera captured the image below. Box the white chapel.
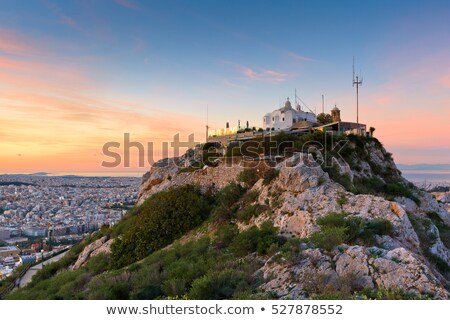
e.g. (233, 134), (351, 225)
(263, 97), (316, 130)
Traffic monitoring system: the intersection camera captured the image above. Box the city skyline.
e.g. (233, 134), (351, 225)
(1, 0), (450, 173)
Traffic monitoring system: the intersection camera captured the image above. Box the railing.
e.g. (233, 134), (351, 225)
(0, 264), (31, 299)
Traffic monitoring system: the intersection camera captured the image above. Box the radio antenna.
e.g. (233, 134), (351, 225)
(352, 56), (363, 124)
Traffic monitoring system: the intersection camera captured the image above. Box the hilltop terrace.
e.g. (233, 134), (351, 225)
(207, 98), (367, 147)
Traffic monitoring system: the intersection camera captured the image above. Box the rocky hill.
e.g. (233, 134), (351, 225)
(7, 133), (450, 300)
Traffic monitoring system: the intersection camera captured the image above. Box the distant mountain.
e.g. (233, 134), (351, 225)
(30, 172), (49, 176)
(397, 164), (450, 171)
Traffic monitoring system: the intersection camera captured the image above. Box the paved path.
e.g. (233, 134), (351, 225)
(17, 251), (69, 289)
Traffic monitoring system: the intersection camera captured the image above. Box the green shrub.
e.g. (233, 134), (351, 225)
(230, 222), (284, 257)
(213, 224), (239, 249)
(161, 278), (189, 297)
(337, 193), (349, 208)
(188, 269), (247, 299)
(309, 226), (348, 251)
(215, 182), (245, 208)
(85, 253), (110, 275)
(366, 218), (394, 236)
(323, 164), (352, 190)
(358, 287), (427, 300)
(213, 182), (245, 222)
(316, 212), (364, 242)
(316, 212), (347, 228)
(353, 177), (419, 204)
(280, 238), (303, 261)
(110, 185), (212, 268)
(344, 216), (366, 242)
(238, 168), (259, 187)
(242, 190), (259, 205)
(90, 281), (130, 299)
(263, 168), (279, 185)
(313, 212), (394, 248)
(236, 204), (264, 222)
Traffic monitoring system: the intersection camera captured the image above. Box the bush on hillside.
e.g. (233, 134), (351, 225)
(310, 212), (394, 250)
(110, 185), (212, 269)
(230, 221), (285, 257)
(213, 224), (239, 249)
(212, 182), (245, 222)
(310, 226), (348, 251)
(236, 204), (265, 223)
(238, 168), (260, 187)
(263, 168), (279, 185)
(188, 269), (248, 299)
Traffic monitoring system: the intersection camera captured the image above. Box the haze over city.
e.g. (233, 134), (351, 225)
(1, 0), (450, 173)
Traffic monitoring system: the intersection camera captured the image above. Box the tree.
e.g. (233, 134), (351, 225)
(369, 127), (376, 136)
(316, 113), (333, 125)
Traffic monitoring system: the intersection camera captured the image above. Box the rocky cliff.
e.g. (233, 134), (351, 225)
(135, 139), (450, 299)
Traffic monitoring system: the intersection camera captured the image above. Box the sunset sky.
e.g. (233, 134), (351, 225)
(1, 0), (450, 173)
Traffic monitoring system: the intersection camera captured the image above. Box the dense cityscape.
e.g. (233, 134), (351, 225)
(0, 174), (140, 279)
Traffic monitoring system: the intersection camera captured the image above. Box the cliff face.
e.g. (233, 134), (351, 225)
(137, 151), (243, 205)
(136, 141), (450, 299)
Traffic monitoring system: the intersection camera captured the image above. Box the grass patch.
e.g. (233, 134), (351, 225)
(263, 168), (279, 185)
(309, 212), (394, 251)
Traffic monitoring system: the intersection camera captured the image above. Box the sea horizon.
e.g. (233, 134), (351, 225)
(2, 168), (450, 183)
(0, 171), (147, 178)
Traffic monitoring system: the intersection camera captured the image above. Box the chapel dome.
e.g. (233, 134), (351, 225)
(284, 97), (292, 109)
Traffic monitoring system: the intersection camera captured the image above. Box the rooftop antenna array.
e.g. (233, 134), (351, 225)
(352, 56), (363, 124)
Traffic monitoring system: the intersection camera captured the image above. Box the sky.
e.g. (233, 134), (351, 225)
(0, 0), (450, 173)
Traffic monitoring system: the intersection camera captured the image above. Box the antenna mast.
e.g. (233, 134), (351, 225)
(295, 88), (300, 111)
(352, 56), (363, 124)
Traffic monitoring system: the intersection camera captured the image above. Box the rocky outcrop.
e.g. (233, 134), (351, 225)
(260, 245), (448, 299)
(137, 152), (243, 205)
(134, 142), (450, 299)
(72, 236), (114, 270)
(243, 157), (421, 253)
(369, 247), (447, 298)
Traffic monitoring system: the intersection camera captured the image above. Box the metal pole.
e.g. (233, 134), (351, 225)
(356, 76), (359, 124)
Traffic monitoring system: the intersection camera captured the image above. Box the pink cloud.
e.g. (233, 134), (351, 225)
(286, 51), (316, 62)
(243, 67), (288, 82)
(0, 56), (89, 87)
(0, 28), (38, 56)
(113, 0), (140, 10)
(227, 62), (289, 83)
(45, 1), (81, 31)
